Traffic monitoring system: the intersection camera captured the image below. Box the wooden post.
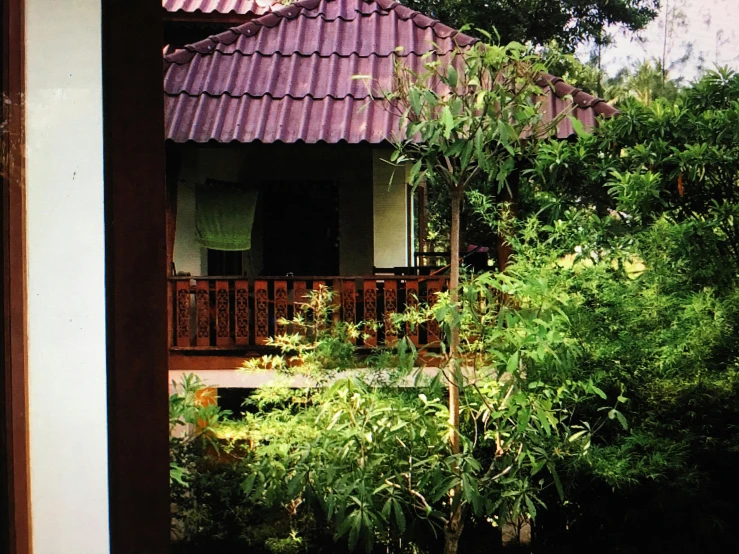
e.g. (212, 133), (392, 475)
(103, 0), (170, 548)
(1, 0), (30, 549)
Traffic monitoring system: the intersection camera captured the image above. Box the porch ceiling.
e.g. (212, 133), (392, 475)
(163, 0), (617, 144)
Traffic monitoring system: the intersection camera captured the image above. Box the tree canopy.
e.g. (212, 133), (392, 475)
(402, 0), (660, 50)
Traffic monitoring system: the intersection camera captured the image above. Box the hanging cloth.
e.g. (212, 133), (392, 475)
(195, 180), (258, 251)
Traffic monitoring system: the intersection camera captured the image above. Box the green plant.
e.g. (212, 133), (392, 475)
(240, 273), (617, 554)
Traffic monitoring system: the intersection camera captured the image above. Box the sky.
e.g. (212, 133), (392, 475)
(578, 0), (739, 82)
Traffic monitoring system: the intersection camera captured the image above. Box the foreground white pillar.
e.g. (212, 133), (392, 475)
(25, 0), (110, 551)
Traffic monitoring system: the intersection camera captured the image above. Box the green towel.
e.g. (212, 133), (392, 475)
(196, 181), (258, 251)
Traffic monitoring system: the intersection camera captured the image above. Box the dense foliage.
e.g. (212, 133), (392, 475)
(481, 66), (739, 552)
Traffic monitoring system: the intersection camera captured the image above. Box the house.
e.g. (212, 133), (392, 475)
(2, 0), (614, 551)
(162, 0), (617, 379)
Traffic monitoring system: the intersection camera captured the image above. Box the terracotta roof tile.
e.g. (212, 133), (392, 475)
(164, 0), (616, 144)
(163, 0), (282, 16)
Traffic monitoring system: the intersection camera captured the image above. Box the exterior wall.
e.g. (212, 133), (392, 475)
(173, 143), (375, 276)
(373, 147), (410, 269)
(25, 0), (110, 552)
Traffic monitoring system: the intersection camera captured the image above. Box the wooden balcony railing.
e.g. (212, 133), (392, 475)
(169, 276), (449, 350)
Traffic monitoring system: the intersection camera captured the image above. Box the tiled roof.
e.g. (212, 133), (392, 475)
(163, 0), (281, 16)
(163, 0), (617, 144)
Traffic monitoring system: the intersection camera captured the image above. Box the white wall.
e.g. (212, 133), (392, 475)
(25, 0), (110, 552)
(373, 148), (410, 269)
(173, 179), (203, 276)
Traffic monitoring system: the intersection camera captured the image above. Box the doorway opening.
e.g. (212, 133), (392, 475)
(262, 181), (339, 276)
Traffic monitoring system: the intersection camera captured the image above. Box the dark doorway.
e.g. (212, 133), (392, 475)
(207, 249), (243, 276)
(262, 181), (339, 276)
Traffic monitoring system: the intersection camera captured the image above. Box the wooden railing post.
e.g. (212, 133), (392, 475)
(215, 280), (231, 347)
(384, 279), (398, 346)
(274, 280), (288, 335)
(405, 279), (419, 346)
(254, 280), (269, 345)
(195, 280), (211, 347)
(175, 280), (192, 347)
(426, 278), (443, 345)
(234, 280), (250, 346)
(342, 280), (357, 343)
(363, 279), (377, 347)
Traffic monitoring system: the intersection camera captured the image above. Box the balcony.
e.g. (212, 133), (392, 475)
(168, 275), (449, 358)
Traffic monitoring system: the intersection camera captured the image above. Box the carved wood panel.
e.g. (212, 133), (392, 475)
(293, 279), (307, 307)
(234, 280), (250, 346)
(274, 280), (288, 335)
(363, 280), (377, 347)
(195, 280), (211, 347)
(384, 279), (397, 346)
(175, 280), (191, 347)
(215, 280), (231, 347)
(332, 279), (342, 325)
(426, 279), (443, 345)
(342, 280), (356, 323)
(342, 280), (356, 343)
(405, 280), (419, 346)
(254, 280), (269, 345)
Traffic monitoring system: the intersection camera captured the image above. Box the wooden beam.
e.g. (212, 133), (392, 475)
(1, 0), (30, 551)
(102, 0), (170, 551)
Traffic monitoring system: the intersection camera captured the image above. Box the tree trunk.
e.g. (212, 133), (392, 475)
(444, 189), (464, 554)
(448, 189), (462, 454)
(443, 516), (464, 554)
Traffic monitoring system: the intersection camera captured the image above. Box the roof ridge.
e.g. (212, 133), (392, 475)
(164, 90), (377, 100)
(163, 0), (282, 15)
(538, 73), (618, 116)
(163, 0), (477, 65)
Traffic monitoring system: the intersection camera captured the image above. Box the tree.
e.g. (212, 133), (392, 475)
(402, 0), (660, 50)
(384, 41), (581, 553)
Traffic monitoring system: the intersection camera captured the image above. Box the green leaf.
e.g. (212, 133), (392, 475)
(568, 115), (590, 137)
(409, 88), (422, 116)
(568, 430), (588, 442)
(393, 501), (406, 533)
(507, 350), (520, 374)
(591, 385), (607, 400)
(550, 464), (564, 500)
(441, 106), (454, 139)
(348, 513), (361, 551)
(447, 65), (458, 88)
(242, 473), (256, 496)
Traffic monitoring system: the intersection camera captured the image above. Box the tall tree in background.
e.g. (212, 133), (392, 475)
(388, 41), (570, 554)
(402, 0), (660, 50)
